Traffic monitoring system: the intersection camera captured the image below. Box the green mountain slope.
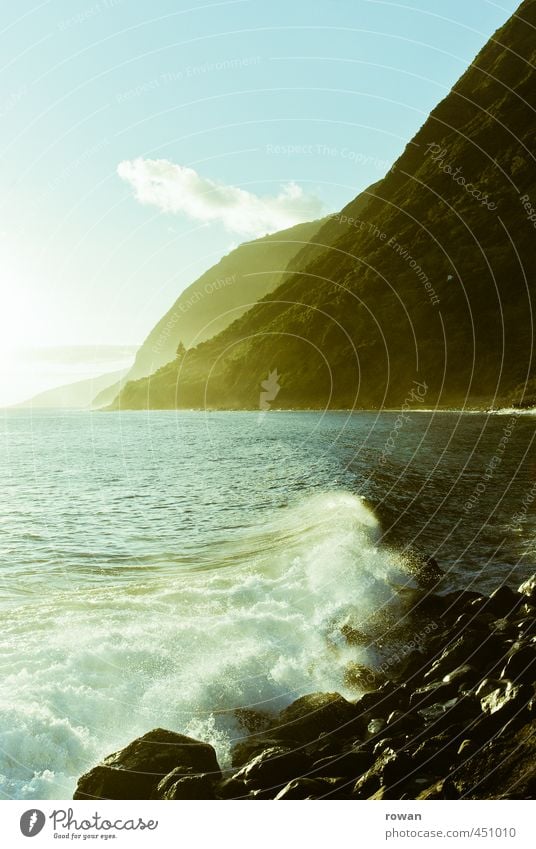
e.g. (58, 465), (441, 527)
(115, 0), (536, 411)
(98, 218), (326, 407)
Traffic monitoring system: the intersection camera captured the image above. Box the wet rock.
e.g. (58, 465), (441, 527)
(355, 682), (409, 719)
(312, 748), (372, 779)
(440, 590), (484, 618)
(273, 692), (362, 743)
(413, 556), (445, 589)
(442, 664), (479, 688)
(344, 663), (385, 691)
(233, 745), (310, 790)
(418, 695), (480, 734)
(500, 643), (536, 683)
(518, 574), (536, 604)
(424, 633), (505, 681)
(73, 729), (221, 800)
(156, 770), (216, 800)
(484, 585), (524, 618)
(352, 747), (413, 799)
(385, 709), (421, 735)
(275, 777), (338, 799)
(418, 778), (460, 799)
(409, 680), (458, 709)
(216, 775), (250, 799)
(480, 681), (532, 719)
(517, 618), (536, 639)
(367, 717), (387, 736)
(230, 737), (286, 768)
(234, 707), (272, 734)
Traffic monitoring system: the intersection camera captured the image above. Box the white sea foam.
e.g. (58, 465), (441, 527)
(0, 491), (411, 799)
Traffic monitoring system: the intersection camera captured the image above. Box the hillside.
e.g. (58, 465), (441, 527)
(16, 368), (128, 410)
(114, 0), (536, 411)
(96, 218), (327, 407)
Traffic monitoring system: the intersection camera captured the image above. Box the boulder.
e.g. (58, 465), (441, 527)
(484, 585), (523, 618)
(73, 729), (221, 800)
(518, 574), (536, 604)
(312, 748), (372, 779)
(156, 770), (217, 800)
(500, 643), (536, 683)
(274, 778), (335, 799)
(273, 692), (362, 743)
(232, 745), (310, 790)
(409, 680), (458, 710)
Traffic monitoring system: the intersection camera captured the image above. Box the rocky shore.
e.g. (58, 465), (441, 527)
(74, 573), (536, 800)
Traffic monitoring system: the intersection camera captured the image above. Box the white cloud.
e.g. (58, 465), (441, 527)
(117, 157), (323, 237)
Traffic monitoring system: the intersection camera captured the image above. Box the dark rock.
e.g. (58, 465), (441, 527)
(156, 770), (216, 800)
(440, 590), (484, 618)
(500, 643), (536, 683)
(385, 709), (421, 735)
(418, 695), (481, 734)
(312, 748), (372, 779)
(344, 663), (385, 691)
(480, 681), (532, 720)
(353, 747), (413, 799)
(409, 680), (458, 710)
(413, 556), (445, 589)
(216, 776), (250, 800)
(442, 664), (479, 688)
(73, 729), (221, 800)
(518, 574), (536, 604)
(234, 707), (272, 734)
(418, 778), (460, 799)
(275, 777), (338, 799)
(517, 618), (536, 639)
(484, 585), (523, 618)
(424, 633), (505, 681)
(233, 745), (310, 790)
(355, 682), (409, 719)
(273, 692), (362, 743)
(230, 737), (286, 768)
(367, 717), (387, 736)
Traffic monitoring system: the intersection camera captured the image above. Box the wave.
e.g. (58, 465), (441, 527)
(0, 491), (412, 799)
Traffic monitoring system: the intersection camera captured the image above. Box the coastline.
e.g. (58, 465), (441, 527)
(73, 571), (536, 800)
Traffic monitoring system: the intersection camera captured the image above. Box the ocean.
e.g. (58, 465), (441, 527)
(1, 409), (535, 799)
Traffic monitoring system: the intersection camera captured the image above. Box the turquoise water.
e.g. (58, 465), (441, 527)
(0, 409), (535, 798)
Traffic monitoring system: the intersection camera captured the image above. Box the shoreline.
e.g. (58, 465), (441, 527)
(74, 570), (536, 801)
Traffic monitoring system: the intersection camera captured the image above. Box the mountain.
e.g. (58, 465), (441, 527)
(113, 0), (536, 411)
(95, 218), (328, 407)
(16, 369), (128, 410)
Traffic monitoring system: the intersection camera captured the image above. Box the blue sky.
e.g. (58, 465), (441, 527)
(0, 0), (520, 402)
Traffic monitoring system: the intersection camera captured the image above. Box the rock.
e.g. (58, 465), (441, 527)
(500, 643), (536, 683)
(274, 778), (336, 799)
(418, 778), (460, 799)
(353, 747), (413, 799)
(518, 574), (536, 603)
(230, 737), (285, 768)
(355, 682), (409, 719)
(385, 709), (421, 735)
(156, 770), (216, 800)
(414, 556), (445, 589)
(517, 618), (536, 638)
(418, 695), (480, 734)
(442, 664), (479, 688)
(409, 680), (458, 710)
(234, 707), (272, 734)
(457, 739), (475, 757)
(216, 776), (250, 800)
(425, 633), (505, 682)
(273, 692), (362, 744)
(484, 585), (523, 618)
(312, 748), (372, 779)
(480, 681), (532, 719)
(367, 717), (387, 736)
(440, 590), (484, 618)
(344, 663), (385, 691)
(233, 745), (310, 790)
(73, 729), (221, 800)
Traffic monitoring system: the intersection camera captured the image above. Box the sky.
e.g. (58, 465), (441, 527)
(0, 0), (520, 404)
